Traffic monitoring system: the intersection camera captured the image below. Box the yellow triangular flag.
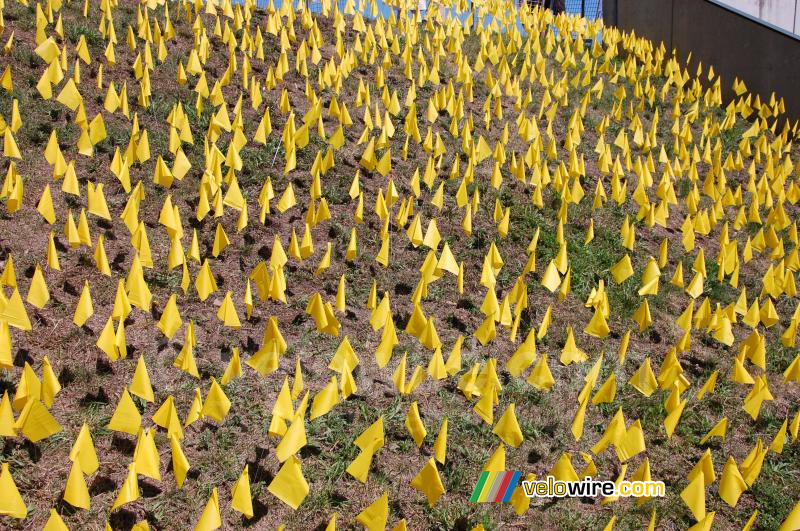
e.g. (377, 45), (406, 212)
(231, 465), (254, 518)
(268, 455), (309, 510)
(411, 458), (445, 506)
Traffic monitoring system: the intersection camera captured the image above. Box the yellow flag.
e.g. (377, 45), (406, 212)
(405, 401), (427, 447)
(231, 465), (253, 518)
(72, 281), (94, 327)
(43, 508), (69, 531)
(130, 356), (154, 403)
(0, 463), (27, 518)
(112, 463), (140, 510)
(434, 417), (448, 464)
(268, 455), (309, 510)
(356, 491), (389, 531)
(107, 387), (141, 435)
(492, 403), (524, 447)
(14, 398), (61, 443)
(170, 434), (191, 488)
(681, 474), (706, 522)
(63, 459), (90, 509)
(195, 487), (221, 531)
(200, 378), (231, 423)
(69, 423), (99, 475)
(411, 458), (445, 506)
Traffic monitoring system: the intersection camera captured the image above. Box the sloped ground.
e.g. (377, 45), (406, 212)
(0, 0), (799, 529)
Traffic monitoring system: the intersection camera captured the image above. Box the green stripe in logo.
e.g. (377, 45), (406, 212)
(469, 471), (490, 502)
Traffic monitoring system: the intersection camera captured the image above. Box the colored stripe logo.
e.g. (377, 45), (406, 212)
(470, 471), (522, 502)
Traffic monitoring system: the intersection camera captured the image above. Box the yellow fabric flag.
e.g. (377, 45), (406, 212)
(628, 357), (658, 396)
(434, 416), (448, 464)
(680, 474), (706, 522)
(111, 463), (140, 510)
(310, 376), (339, 420)
(26, 264), (50, 309)
(484, 444), (506, 471)
(699, 417), (727, 445)
(347, 439), (380, 484)
(560, 327), (588, 365)
(0, 391), (17, 436)
(69, 423), (99, 475)
(195, 487), (221, 531)
(780, 502), (800, 531)
(356, 491), (389, 531)
(268, 455), (309, 510)
(276, 414), (308, 463)
(220, 348), (243, 385)
(130, 355), (155, 402)
(133, 428), (161, 481)
(63, 459), (90, 509)
(232, 465), (254, 518)
(0, 463), (27, 518)
(584, 308), (610, 339)
(2, 288), (32, 330)
(718, 456), (747, 507)
(73, 281), (94, 327)
(107, 387), (141, 435)
(405, 401), (427, 447)
(170, 434), (191, 488)
(200, 378), (231, 423)
(411, 458), (445, 506)
(217, 291), (242, 329)
(157, 294), (182, 338)
(610, 254), (634, 283)
(548, 453), (579, 482)
(492, 403), (524, 447)
(510, 473), (535, 515)
(41, 356), (60, 408)
(14, 398), (61, 443)
(43, 508), (69, 531)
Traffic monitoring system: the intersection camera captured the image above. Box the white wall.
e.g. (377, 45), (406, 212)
(796, 0), (800, 32)
(715, 0), (798, 34)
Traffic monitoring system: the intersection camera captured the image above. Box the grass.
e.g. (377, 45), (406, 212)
(145, 270), (183, 290)
(703, 262), (735, 304)
(750, 455), (800, 530)
(424, 502), (494, 531)
(65, 24), (103, 47)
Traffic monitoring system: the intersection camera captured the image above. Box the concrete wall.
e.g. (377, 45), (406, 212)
(718, 0), (798, 34)
(605, 0), (800, 121)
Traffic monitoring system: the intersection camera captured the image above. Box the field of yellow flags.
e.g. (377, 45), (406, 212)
(0, 0), (799, 528)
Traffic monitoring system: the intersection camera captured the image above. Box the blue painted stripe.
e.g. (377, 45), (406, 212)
(500, 471), (522, 502)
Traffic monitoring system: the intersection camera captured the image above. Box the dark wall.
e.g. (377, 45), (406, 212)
(606, 0), (800, 121)
(617, 0), (673, 54)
